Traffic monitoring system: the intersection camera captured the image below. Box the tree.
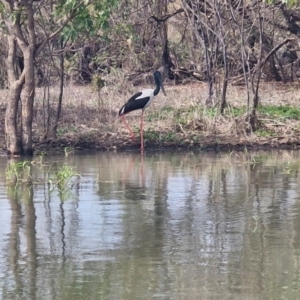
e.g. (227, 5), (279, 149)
(0, 0), (115, 156)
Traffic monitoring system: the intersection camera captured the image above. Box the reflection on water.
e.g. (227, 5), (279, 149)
(1, 151), (300, 299)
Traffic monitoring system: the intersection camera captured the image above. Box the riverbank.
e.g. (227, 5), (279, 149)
(1, 81), (300, 155)
(35, 132), (300, 153)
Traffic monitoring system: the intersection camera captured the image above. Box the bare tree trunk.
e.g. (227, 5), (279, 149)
(21, 48), (35, 155)
(3, 1), (36, 156)
(181, 0), (214, 105)
(5, 81), (23, 155)
(53, 39), (65, 136)
(250, 1), (264, 131)
(18, 3), (36, 155)
(229, 2), (251, 109)
(5, 36), (23, 155)
(157, 0), (174, 79)
(220, 59), (228, 114)
(215, 1), (228, 114)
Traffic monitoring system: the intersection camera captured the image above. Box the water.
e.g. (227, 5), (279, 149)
(0, 150), (300, 299)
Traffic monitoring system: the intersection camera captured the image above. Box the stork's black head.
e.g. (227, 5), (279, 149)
(153, 71), (166, 96)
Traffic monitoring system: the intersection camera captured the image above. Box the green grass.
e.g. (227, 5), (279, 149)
(161, 106), (175, 113)
(143, 129), (179, 143)
(143, 128), (160, 140)
(208, 104), (300, 120)
(226, 106), (247, 117)
(204, 107), (218, 117)
(256, 128), (276, 137)
(57, 127), (78, 137)
(145, 104), (300, 133)
(258, 105), (300, 120)
(147, 105), (175, 121)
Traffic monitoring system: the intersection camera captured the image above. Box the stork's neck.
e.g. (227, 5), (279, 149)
(153, 77), (160, 96)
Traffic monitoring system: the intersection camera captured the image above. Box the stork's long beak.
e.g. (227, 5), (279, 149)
(161, 81), (166, 96)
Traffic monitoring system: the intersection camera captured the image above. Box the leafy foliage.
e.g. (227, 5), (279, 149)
(56, 0), (119, 41)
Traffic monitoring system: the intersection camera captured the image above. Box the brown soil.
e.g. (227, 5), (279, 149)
(1, 81), (300, 155)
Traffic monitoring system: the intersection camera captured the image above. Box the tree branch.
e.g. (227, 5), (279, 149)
(35, 0), (91, 56)
(150, 8), (184, 23)
(260, 38), (294, 69)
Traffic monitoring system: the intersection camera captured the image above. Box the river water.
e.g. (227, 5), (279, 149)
(0, 150), (300, 299)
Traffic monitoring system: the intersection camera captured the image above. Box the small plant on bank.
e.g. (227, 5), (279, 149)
(224, 105), (247, 117)
(57, 127), (78, 137)
(143, 128), (160, 140)
(256, 128), (276, 137)
(162, 132), (177, 142)
(92, 74), (106, 107)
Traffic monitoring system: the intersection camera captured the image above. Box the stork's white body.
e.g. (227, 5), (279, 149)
(118, 71), (166, 151)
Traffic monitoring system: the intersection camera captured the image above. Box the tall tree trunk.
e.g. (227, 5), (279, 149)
(53, 39), (65, 137)
(3, 1), (35, 156)
(21, 47), (35, 155)
(5, 36), (23, 156)
(250, 1), (264, 132)
(5, 43), (34, 156)
(20, 3), (36, 155)
(158, 0), (174, 79)
(5, 81), (23, 156)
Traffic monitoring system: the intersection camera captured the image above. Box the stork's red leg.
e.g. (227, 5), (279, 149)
(140, 111), (144, 150)
(120, 115), (135, 141)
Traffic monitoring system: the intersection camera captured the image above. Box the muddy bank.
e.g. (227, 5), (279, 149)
(0, 120), (299, 156)
(0, 114), (299, 155)
(31, 131), (300, 155)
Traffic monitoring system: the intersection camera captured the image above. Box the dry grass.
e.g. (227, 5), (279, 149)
(1, 75), (300, 152)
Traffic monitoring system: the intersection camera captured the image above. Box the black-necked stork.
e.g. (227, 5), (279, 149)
(119, 71), (166, 150)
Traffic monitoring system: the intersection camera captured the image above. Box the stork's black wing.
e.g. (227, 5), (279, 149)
(119, 92), (151, 116)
